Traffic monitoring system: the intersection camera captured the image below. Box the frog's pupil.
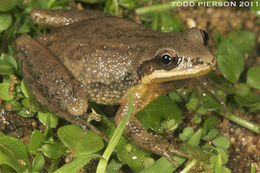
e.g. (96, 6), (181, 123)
(161, 55), (172, 65)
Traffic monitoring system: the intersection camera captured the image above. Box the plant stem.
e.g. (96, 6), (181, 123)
(96, 91), (134, 173)
(180, 159), (197, 173)
(217, 111), (260, 133)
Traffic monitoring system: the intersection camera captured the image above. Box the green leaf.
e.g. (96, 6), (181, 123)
(21, 80), (30, 98)
(217, 38), (244, 83)
(28, 0), (48, 9)
(2, 53), (17, 70)
(42, 143), (66, 159)
(0, 0), (16, 11)
(140, 157), (175, 173)
(38, 111), (59, 128)
(228, 30), (256, 53)
(179, 127), (194, 141)
(169, 91), (183, 102)
(0, 82), (15, 101)
(22, 98), (39, 112)
(203, 116), (218, 135)
(201, 92), (220, 110)
(54, 154), (102, 173)
(0, 135), (31, 172)
(104, 0), (117, 16)
(4, 100), (22, 111)
(234, 83), (251, 97)
(152, 12), (185, 32)
(107, 159), (123, 173)
(247, 66), (260, 89)
(212, 136), (230, 149)
(117, 143), (151, 172)
(119, 0), (136, 9)
(251, 163), (256, 173)
(136, 96), (182, 134)
(202, 129), (220, 141)
(18, 23), (31, 34)
(57, 125), (104, 156)
(0, 53), (17, 74)
(214, 152), (222, 173)
(0, 13), (12, 31)
(234, 92), (260, 107)
(186, 98), (199, 111)
(18, 107), (36, 118)
(32, 153), (45, 172)
(28, 130), (44, 153)
(188, 128), (202, 147)
(0, 59), (15, 74)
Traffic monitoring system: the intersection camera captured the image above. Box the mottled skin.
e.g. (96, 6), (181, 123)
(15, 9), (215, 165)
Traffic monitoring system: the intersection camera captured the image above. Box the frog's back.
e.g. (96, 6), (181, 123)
(35, 13), (157, 104)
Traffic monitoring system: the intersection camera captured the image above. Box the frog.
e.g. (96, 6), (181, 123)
(15, 9), (215, 166)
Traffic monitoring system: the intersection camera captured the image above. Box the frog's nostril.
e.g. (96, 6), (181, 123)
(200, 29), (209, 46)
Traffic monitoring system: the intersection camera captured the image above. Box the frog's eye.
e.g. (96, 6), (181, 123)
(161, 54), (172, 65)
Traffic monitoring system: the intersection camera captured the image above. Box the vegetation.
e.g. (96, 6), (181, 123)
(0, 0), (259, 172)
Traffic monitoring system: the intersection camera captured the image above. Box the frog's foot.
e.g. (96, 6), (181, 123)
(30, 9), (109, 28)
(15, 34), (88, 122)
(125, 117), (192, 167)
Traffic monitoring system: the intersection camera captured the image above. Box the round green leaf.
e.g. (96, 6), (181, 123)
(228, 30), (256, 53)
(203, 116), (218, 135)
(117, 143), (150, 172)
(0, 82), (15, 101)
(0, 135), (31, 172)
(234, 83), (251, 97)
(28, 130), (44, 153)
(247, 66), (260, 89)
(57, 125), (104, 156)
(136, 96), (182, 134)
(42, 143), (66, 159)
(32, 153), (45, 172)
(0, 13), (12, 31)
(234, 92), (260, 107)
(22, 98), (39, 112)
(38, 111), (59, 128)
(18, 107), (36, 118)
(0, 59), (15, 75)
(2, 53), (17, 71)
(217, 39), (244, 83)
(213, 136), (230, 149)
(186, 98), (199, 111)
(0, 0), (16, 11)
(179, 127), (194, 141)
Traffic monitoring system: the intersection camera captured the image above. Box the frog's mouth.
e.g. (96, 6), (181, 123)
(144, 55), (216, 83)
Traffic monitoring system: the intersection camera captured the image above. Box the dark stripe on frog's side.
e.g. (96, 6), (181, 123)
(137, 55), (181, 78)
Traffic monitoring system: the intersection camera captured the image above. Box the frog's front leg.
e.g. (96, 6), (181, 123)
(15, 34), (88, 123)
(115, 85), (192, 166)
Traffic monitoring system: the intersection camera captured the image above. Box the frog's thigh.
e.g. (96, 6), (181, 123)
(30, 9), (109, 28)
(16, 34), (88, 121)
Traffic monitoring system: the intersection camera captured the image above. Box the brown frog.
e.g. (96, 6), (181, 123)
(15, 9), (215, 166)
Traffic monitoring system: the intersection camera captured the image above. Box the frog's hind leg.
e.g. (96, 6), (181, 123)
(30, 9), (109, 28)
(15, 34), (88, 123)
